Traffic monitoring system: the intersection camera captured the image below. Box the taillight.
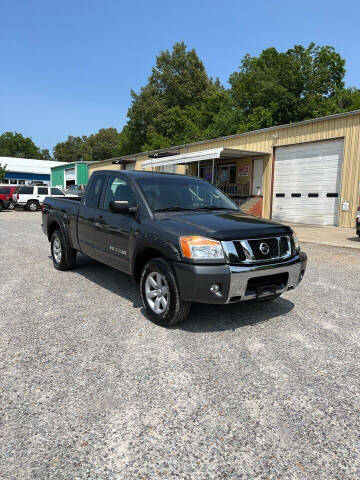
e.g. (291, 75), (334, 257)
(17, 193), (19, 199)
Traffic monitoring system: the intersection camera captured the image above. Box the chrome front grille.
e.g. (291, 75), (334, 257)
(222, 236), (292, 264)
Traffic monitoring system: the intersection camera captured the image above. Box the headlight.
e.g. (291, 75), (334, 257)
(180, 236), (224, 260)
(293, 233), (300, 251)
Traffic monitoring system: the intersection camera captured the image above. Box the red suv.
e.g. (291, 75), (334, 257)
(0, 186), (16, 210)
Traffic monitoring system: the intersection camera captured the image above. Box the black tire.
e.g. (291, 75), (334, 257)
(140, 257), (191, 326)
(27, 200), (39, 212)
(0, 201), (3, 212)
(7, 202), (15, 210)
(50, 229), (77, 271)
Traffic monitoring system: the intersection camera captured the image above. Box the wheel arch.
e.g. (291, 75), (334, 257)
(133, 247), (167, 284)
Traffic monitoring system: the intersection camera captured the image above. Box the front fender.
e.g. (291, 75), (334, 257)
(131, 234), (181, 280)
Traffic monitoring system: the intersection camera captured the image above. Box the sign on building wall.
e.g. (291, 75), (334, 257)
(238, 166), (249, 177)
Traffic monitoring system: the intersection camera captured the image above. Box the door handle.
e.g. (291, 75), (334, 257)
(93, 216), (104, 229)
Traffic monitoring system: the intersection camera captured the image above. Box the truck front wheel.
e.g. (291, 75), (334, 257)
(51, 229), (77, 271)
(140, 257), (191, 326)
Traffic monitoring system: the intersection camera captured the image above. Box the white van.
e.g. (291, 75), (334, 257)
(13, 185), (65, 211)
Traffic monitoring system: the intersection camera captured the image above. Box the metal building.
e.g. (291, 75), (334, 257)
(88, 110), (360, 228)
(50, 162), (89, 189)
(0, 157), (63, 185)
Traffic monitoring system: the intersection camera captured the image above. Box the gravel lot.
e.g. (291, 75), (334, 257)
(1, 210), (359, 479)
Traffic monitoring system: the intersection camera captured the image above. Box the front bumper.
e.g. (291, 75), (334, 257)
(173, 252), (307, 304)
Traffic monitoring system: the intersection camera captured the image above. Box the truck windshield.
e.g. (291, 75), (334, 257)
(137, 177), (239, 212)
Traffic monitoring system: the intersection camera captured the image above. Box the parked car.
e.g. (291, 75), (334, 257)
(356, 207), (360, 237)
(0, 186), (17, 210)
(13, 185), (65, 211)
(65, 185), (85, 196)
(42, 170), (307, 326)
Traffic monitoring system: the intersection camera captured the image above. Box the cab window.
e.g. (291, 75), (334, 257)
(85, 175), (106, 208)
(103, 176), (136, 210)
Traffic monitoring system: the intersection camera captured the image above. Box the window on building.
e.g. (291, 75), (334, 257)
(218, 164), (236, 184)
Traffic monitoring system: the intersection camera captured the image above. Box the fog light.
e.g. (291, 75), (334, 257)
(210, 284), (220, 294)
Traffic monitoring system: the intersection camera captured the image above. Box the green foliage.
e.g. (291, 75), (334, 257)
(53, 136), (84, 162)
(0, 132), (50, 159)
(52, 128), (132, 163)
(53, 42), (360, 159)
(0, 162), (7, 180)
(126, 42), (225, 152)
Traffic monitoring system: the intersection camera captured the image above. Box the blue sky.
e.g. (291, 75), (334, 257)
(1, 0), (360, 151)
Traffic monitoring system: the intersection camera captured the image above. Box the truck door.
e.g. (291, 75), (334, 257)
(77, 174), (107, 258)
(93, 175), (137, 273)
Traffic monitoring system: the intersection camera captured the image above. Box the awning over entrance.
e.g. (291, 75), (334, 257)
(142, 147), (267, 168)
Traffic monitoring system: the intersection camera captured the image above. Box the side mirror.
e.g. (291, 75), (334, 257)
(109, 200), (137, 215)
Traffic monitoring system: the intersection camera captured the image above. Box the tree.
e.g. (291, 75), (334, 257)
(53, 136), (85, 162)
(82, 128), (123, 162)
(0, 132), (50, 159)
(0, 163), (7, 180)
(227, 43), (348, 130)
(125, 42), (226, 152)
(53, 128), (129, 163)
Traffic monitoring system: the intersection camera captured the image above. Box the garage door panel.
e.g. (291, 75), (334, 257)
(272, 139), (343, 226)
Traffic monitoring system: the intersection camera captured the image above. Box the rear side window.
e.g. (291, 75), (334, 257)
(86, 175), (106, 208)
(19, 187), (34, 194)
(51, 188), (64, 195)
(38, 187), (48, 195)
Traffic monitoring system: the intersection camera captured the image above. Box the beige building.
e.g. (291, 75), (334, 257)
(89, 110), (360, 228)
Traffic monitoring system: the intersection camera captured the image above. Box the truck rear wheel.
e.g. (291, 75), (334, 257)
(140, 257), (191, 326)
(51, 229), (77, 271)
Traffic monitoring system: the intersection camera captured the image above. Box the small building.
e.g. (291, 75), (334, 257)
(88, 110), (360, 228)
(0, 157), (63, 185)
(50, 162), (89, 189)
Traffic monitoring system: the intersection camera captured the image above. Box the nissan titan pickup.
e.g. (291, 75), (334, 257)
(42, 170), (307, 326)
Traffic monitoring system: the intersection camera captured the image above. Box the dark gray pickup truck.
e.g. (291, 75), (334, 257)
(42, 170), (307, 326)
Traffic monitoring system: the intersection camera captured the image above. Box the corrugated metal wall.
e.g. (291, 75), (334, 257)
(88, 113), (360, 227)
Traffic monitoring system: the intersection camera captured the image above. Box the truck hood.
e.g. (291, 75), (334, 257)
(155, 210), (292, 241)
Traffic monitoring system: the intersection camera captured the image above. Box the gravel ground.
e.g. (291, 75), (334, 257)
(0, 210), (359, 479)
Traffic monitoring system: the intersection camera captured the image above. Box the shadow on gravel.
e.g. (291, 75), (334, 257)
(71, 254), (294, 332)
(347, 236), (360, 243)
(71, 254), (142, 308)
(179, 297), (294, 332)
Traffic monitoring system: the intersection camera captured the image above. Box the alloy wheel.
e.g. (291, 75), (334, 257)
(145, 271), (169, 314)
(52, 237), (62, 264)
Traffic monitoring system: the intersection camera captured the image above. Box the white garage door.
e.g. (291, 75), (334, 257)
(272, 138), (344, 226)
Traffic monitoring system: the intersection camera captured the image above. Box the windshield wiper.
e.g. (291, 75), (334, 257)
(153, 206), (197, 212)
